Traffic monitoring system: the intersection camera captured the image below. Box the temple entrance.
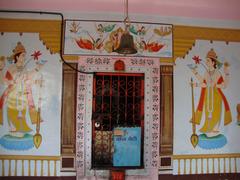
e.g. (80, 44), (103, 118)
(91, 73), (144, 169)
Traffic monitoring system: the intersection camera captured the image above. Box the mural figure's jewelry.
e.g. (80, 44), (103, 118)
(209, 69), (215, 77)
(207, 86), (214, 119)
(16, 65), (24, 73)
(207, 71), (214, 120)
(16, 80), (24, 119)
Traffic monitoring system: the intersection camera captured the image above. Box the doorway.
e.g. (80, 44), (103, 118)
(91, 73), (144, 169)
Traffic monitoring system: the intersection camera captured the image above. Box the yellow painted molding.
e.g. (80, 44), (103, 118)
(0, 18), (78, 61)
(174, 25), (240, 42)
(48, 160), (50, 176)
(0, 18), (61, 32)
(62, 55), (79, 61)
(34, 160), (37, 176)
(28, 160), (31, 176)
(1, 18), (240, 63)
(173, 25), (240, 61)
(173, 153), (240, 160)
(22, 160), (24, 176)
(0, 155), (61, 161)
(0, 18), (61, 55)
(174, 39), (196, 44)
(160, 57), (174, 64)
(174, 153), (240, 174)
(0, 155), (60, 176)
(160, 65), (173, 74)
(2, 159), (5, 176)
(8, 160), (11, 176)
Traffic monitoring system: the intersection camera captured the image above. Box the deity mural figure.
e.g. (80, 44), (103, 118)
(0, 42), (45, 150)
(190, 48), (232, 149)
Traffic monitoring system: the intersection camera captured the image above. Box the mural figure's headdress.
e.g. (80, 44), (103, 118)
(206, 48), (223, 69)
(12, 42), (26, 58)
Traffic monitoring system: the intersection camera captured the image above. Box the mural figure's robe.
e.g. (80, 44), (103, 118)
(195, 76), (232, 134)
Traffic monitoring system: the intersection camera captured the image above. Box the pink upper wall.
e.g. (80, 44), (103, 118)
(0, 0), (240, 21)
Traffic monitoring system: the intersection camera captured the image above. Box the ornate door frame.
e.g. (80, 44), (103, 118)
(76, 56), (160, 180)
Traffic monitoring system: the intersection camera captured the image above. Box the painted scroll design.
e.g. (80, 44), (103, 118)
(76, 70), (86, 177)
(151, 67), (160, 168)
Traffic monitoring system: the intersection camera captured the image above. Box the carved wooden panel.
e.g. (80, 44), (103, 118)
(160, 66), (173, 155)
(61, 63), (77, 155)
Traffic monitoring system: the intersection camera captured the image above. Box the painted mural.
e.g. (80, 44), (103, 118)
(0, 33), (62, 155)
(0, 42), (47, 150)
(174, 40), (240, 174)
(188, 48), (232, 149)
(64, 20), (173, 57)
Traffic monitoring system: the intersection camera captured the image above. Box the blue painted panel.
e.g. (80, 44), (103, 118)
(113, 127), (141, 167)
